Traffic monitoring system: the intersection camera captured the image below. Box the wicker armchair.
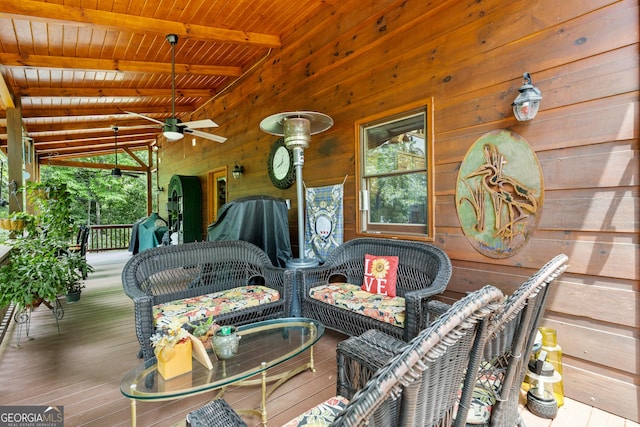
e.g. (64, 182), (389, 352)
(472, 254), (569, 427)
(186, 285), (504, 427)
(122, 240), (292, 361)
(298, 237), (452, 341)
(336, 254), (569, 427)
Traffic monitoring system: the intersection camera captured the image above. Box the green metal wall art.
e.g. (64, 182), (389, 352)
(455, 130), (543, 258)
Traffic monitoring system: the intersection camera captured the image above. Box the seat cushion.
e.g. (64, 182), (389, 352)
(309, 283), (405, 328)
(454, 362), (502, 425)
(281, 395), (350, 426)
(153, 285), (280, 330)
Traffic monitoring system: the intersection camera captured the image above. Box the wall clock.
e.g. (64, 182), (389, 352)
(267, 137), (295, 189)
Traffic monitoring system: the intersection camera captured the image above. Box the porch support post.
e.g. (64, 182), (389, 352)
(6, 106), (23, 213)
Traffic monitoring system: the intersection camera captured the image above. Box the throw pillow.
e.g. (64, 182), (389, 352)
(361, 254), (399, 297)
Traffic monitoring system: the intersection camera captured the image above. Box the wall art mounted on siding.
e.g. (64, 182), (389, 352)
(455, 129), (543, 258)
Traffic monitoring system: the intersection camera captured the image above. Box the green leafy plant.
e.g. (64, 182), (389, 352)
(184, 316), (220, 348)
(188, 315), (219, 338)
(0, 179), (93, 309)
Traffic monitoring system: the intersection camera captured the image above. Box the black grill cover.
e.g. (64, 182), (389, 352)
(207, 195), (292, 267)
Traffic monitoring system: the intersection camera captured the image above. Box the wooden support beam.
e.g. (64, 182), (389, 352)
(0, 73), (15, 109)
(6, 107), (23, 212)
(16, 87), (217, 98)
(42, 158), (146, 173)
(19, 104), (193, 118)
(0, 0), (281, 48)
(0, 53), (242, 77)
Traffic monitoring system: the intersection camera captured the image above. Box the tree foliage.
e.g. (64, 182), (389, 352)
(40, 160), (149, 226)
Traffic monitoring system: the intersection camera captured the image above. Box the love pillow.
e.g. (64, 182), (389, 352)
(361, 254), (399, 297)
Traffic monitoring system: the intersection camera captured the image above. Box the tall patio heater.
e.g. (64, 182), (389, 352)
(260, 111), (333, 269)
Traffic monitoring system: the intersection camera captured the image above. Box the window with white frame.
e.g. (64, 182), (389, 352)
(356, 99), (434, 239)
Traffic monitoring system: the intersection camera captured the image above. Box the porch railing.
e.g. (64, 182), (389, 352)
(87, 224), (133, 252)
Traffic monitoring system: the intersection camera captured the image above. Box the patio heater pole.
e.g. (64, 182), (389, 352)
(260, 111), (333, 270)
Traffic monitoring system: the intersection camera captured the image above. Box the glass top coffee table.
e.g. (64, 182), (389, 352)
(121, 317), (324, 426)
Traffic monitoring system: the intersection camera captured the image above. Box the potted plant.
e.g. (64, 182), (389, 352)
(0, 179), (92, 310)
(63, 251), (88, 303)
(186, 315), (220, 350)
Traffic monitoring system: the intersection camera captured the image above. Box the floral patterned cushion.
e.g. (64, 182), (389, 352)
(309, 283), (405, 328)
(454, 362), (502, 425)
(465, 386), (496, 424)
(281, 395), (350, 426)
(153, 285), (280, 331)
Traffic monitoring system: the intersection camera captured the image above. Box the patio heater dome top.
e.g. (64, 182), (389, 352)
(260, 111), (334, 137)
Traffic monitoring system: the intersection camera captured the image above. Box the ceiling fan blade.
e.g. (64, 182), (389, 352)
(124, 110), (167, 126)
(181, 119), (219, 129)
(184, 128), (227, 143)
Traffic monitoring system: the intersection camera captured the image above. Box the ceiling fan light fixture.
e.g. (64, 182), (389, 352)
(163, 129), (184, 140)
(162, 117), (184, 140)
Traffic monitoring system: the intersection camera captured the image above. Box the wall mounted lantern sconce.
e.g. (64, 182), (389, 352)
(512, 72), (542, 121)
(232, 162), (244, 179)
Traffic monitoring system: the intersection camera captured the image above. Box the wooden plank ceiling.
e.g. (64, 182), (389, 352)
(0, 0), (329, 169)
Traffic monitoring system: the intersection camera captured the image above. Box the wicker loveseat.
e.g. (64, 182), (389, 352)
(297, 237), (452, 341)
(122, 240), (292, 361)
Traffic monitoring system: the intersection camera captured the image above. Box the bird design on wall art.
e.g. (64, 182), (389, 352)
(456, 130), (543, 259)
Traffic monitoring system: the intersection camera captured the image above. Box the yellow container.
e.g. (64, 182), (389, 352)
(156, 340), (193, 380)
(539, 327), (564, 407)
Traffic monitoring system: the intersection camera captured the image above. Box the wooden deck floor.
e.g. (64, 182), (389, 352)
(0, 250), (636, 427)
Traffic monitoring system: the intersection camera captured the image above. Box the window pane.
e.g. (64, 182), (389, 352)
(356, 99), (434, 239)
(364, 113), (426, 176)
(368, 173), (427, 225)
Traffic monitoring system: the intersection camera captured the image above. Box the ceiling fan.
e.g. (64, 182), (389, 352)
(125, 34), (227, 144)
(110, 126), (141, 179)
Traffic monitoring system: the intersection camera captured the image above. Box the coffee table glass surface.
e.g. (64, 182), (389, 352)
(121, 317), (324, 400)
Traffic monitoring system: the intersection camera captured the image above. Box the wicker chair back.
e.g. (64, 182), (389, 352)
(470, 254), (569, 427)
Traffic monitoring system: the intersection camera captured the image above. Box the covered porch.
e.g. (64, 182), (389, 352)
(0, 251), (635, 427)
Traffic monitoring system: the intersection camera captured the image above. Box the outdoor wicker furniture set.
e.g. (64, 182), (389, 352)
(122, 235), (567, 426)
(187, 285), (505, 427)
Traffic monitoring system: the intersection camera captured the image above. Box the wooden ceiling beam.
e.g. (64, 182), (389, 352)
(32, 133), (157, 148)
(16, 87), (216, 98)
(2, 136), (153, 150)
(19, 105), (193, 118)
(0, 53), (242, 76)
(35, 144), (154, 157)
(0, 0), (281, 48)
(40, 158), (147, 172)
(22, 119), (159, 133)
(36, 141), (151, 155)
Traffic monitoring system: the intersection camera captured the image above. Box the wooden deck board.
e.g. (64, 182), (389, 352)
(0, 250), (634, 427)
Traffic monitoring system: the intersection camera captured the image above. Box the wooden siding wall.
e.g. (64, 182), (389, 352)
(159, 0), (639, 421)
